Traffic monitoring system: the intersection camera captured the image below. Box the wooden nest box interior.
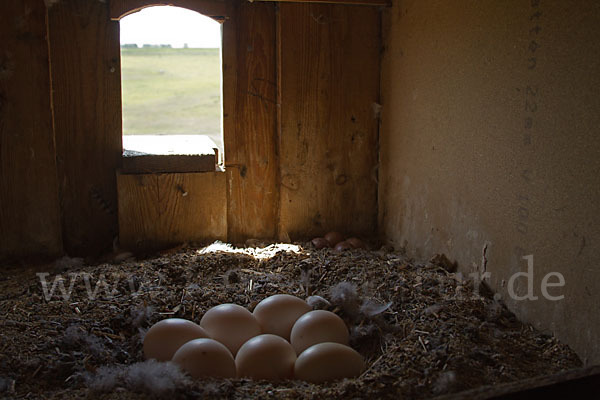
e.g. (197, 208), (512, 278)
(0, 0), (599, 398)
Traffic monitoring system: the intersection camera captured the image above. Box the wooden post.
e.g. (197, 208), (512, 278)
(0, 0), (63, 261)
(277, 2), (381, 240)
(224, 0), (279, 243)
(48, 0), (122, 256)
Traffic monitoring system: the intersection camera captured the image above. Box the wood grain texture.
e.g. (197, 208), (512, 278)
(257, 0), (390, 6)
(0, 0), (63, 261)
(109, 0), (228, 21)
(435, 365), (600, 400)
(224, 1), (278, 242)
(117, 172), (227, 251)
(48, 0), (122, 256)
(122, 154), (216, 174)
(278, 3), (380, 240)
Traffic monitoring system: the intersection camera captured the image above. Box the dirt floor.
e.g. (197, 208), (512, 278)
(0, 242), (581, 399)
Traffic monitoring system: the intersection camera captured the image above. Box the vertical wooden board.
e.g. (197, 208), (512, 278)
(48, 0), (122, 256)
(0, 0), (63, 261)
(256, 0), (390, 5)
(278, 3), (380, 239)
(224, 1), (278, 242)
(117, 172), (227, 251)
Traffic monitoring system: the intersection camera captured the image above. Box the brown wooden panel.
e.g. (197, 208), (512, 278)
(0, 0), (63, 262)
(436, 365), (600, 400)
(224, 1), (278, 242)
(278, 3), (380, 240)
(110, 0), (229, 21)
(48, 0), (122, 256)
(122, 154), (216, 174)
(257, 0), (390, 6)
(117, 172), (227, 251)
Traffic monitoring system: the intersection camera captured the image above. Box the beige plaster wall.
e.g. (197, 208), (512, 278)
(380, 0), (600, 364)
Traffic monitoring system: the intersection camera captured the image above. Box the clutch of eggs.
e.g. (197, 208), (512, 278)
(142, 294), (365, 382)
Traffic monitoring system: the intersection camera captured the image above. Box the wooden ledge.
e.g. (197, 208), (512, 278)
(121, 153), (217, 174)
(121, 135), (220, 173)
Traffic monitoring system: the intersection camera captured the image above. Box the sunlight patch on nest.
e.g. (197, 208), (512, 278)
(197, 241), (302, 260)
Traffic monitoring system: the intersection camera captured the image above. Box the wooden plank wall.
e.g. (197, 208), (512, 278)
(224, 0), (279, 243)
(48, 0), (123, 256)
(1, 0), (381, 260)
(259, 0), (389, 5)
(0, 0), (63, 261)
(110, 0), (228, 20)
(117, 172), (227, 251)
(277, 3), (380, 240)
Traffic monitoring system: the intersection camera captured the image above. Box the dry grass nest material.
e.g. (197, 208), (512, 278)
(0, 241), (581, 399)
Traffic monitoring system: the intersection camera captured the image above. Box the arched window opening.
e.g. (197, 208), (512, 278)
(120, 6), (223, 160)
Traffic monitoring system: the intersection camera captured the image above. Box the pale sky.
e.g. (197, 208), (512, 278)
(120, 6), (221, 48)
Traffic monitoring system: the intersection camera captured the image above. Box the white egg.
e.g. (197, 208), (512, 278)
(290, 310), (349, 355)
(143, 318), (209, 361)
(253, 294), (312, 341)
(294, 342), (365, 383)
(235, 334), (297, 380)
(172, 338), (236, 379)
(200, 303), (261, 356)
